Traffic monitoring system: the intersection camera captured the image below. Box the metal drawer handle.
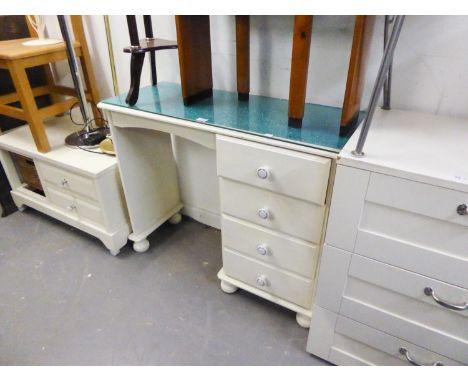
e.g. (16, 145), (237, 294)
(257, 208), (270, 220)
(424, 287), (468, 311)
(457, 203), (467, 215)
(399, 347), (444, 366)
(256, 167), (269, 180)
(61, 179), (68, 186)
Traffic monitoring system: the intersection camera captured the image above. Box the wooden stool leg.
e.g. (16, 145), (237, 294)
(236, 15), (250, 101)
(288, 16), (313, 128)
(125, 53), (145, 106)
(340, 15), (375, 136)
(175, 16), (213, 106)
(8, 61), (50, 153)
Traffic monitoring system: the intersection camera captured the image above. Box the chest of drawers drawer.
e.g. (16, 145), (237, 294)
(329, 314), (461, 366)
(36, 161), (98, 201)
(216, 136), (331, 204)
(220, 178), (325, 243)
(221, 215), (319, 278)
(340, 254), (468, 363)
(222, 248), (314, 309)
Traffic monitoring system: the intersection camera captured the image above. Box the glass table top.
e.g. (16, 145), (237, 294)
(102, 82), (364, 153)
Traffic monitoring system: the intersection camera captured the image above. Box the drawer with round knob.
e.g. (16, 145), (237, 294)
(222, 247), (315, 309)
(216, 136), (331, 205)
(45, 185), (104, 226)
(221, 215), (319, 278)
(36, 161), (98, 201)
(220, 178), (325, 243)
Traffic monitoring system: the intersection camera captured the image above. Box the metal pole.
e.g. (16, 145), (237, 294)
(382, 15), (394, 110)
(57, 15), (92, 132)
(352, 15), (405, 157)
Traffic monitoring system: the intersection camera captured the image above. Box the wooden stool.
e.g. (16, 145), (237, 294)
(0, 16), (100, 153)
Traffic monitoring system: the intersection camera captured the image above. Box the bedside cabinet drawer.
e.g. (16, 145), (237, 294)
(46, 185), (104, 226)
(222, 248), (314, 309)
(341, 254), (468, 364)
(37, 161), (98, 201)
(221, 215), (319, 278)
(216, 136), (330, 204)
(220, 178), (326, 243)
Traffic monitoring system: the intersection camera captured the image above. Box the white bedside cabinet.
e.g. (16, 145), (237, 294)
(307, 109), (468, 365)
(0, 117), (130, 255)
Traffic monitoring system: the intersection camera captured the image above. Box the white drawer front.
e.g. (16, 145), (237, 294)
(216, 136), (330, 204)
(330, 315), (461, 366)
(341, 254), (468, 364)
(37, 161), (98, 201)
(356, 173), (468, 289)
(221, 215), (319, 278)
(220, 178), (325, 243)
(367, 173), (468, 227)
(46, 185), (104, 226)
(222, 248), (314, 309)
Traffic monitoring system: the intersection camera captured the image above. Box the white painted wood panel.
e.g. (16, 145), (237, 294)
(108, 116), (182, 239)
(324, 165), (370, 251)
(340, 255), (468, 363)
(220, 178), (325, 243)
(221, 215), (318, 278)
(306, 305), (338, 359)
(216, 135), (331, 204)
(314, 245), (352, 313)
(222, 248), (314, 309)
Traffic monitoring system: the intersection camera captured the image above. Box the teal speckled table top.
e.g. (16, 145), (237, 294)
(102, 82), (363, 153)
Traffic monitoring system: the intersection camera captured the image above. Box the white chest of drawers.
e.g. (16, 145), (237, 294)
(0, 118), (130, 255)
(307, 109), (468, 365)
(216, 136), (332, 328)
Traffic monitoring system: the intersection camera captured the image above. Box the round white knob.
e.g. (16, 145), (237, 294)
(256, 275), (268, 287)
(256, 244), (269, 256)
(257, 167), (269, 179)
(257, 208), (270, 220)
(61, 179), (68, 186)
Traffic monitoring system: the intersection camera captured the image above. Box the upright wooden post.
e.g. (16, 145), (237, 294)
(288, 16), (313, 128)
(340, 15), (375, 136)
(70, 16), (102, 125)
(236, 15), (250, 101)
(175, 16), (213, 106)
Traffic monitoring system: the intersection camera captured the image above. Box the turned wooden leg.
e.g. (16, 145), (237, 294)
(288, 16), (313, 128)
(236, 15), (250, 101)
(340, 15), (375, 136)
(125, 52), (145, 106)
(175, 16), (213, 106)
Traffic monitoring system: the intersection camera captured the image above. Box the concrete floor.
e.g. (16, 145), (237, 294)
(0, 209), (329, 365)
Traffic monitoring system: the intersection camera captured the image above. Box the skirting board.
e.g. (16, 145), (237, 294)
(182, 204), (221, 229)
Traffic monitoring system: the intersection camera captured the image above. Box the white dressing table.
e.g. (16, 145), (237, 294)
(99, 82), (354, 327)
